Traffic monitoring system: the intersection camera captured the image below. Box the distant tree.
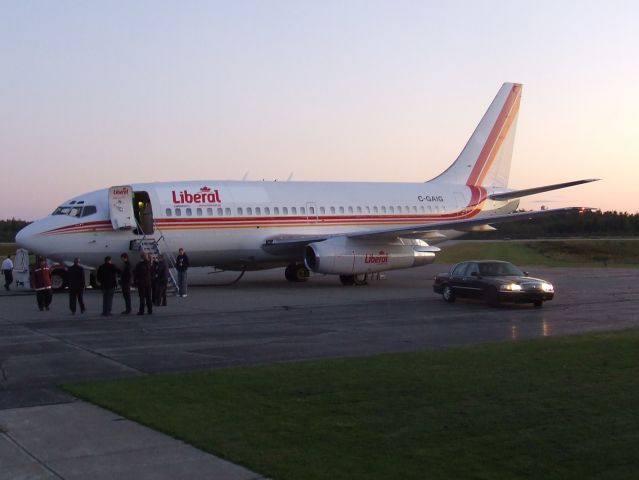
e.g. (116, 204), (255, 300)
(0, 219), (31, 242)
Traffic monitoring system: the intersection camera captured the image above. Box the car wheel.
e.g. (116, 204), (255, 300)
(486, 287), (500, 307)
(442, 284), (455, 303)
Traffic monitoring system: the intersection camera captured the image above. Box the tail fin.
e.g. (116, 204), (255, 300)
(431, 83), (522, 188)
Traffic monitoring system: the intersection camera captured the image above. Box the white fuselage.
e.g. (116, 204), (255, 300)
(16, 179), (516, 270)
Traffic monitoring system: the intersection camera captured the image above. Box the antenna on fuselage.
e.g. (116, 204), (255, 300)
(241, 171), (249, 181)
(286, 172), (294, 181)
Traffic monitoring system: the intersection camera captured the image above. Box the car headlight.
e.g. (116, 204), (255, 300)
(541, 283), (554, 292)
(500, 283), (522, 292)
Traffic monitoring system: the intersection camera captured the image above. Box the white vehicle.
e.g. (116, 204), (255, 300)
(16, 83), (597, 285)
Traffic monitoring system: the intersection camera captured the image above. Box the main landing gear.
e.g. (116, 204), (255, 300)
(285, 263), (310, 282)
(339, 274), (368, 286)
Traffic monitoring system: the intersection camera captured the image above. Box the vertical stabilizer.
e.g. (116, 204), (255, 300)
(431, 83), (522, 188)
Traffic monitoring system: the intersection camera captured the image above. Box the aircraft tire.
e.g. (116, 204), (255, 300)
(339, 275), (355, 286)
(285, 264), (308, 282)
(50, 269), (68, 291)
(353, 274), (368, 286)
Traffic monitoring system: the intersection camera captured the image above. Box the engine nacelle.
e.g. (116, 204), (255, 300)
(304, 237), (438, 275)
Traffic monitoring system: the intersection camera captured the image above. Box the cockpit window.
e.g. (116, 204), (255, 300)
(52, 205), (97, 217)
(80, 206), (97, 217)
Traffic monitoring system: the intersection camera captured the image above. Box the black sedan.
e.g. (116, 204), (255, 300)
(433, 260), (554, 307)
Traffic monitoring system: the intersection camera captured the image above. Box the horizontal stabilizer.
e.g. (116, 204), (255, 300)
(488, 179), (599, 201)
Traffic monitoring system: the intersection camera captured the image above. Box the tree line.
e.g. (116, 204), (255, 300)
(0, 219), (30, 243)
(1, 210), (638, 243)
(463, 210), (639, 239)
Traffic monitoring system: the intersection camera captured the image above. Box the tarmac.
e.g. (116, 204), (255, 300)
(1, 264), (638, 479)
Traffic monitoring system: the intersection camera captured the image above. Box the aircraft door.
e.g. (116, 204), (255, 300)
(109, 186), (135, 230)
(133, 191), (154, 235)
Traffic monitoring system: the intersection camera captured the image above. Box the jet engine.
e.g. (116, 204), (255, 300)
(304, 237), (438, 275)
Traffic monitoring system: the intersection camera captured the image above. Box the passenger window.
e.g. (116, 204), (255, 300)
(165, 208), (172, 217)
(291, 207), (297, 215)
(339, 206), (344, 214)
(419, 205), (425, 212)
(330, 206), (335, 214)
(428, 206), (433, 212)
(225, 207), (231, 215)
(175, 208), (182, 217)
(300, 207), (305, 214)
(264, 207), (270, 215)
(237, 207), (243, 215)
(283, 207), (288, 215)
(389, 206), (394, 213)
(255, 207), (261, 215)
(217, 207), (223, 216)
(186, 208), (192, 216)
(247, 207), (252, 215)
(381, 206), (386, 214)
(274, 207), (279, 215)
(373, 206), (378, 213)
(309, 206), (315, 214)
(356, 206), (362, 214)
(196, 208), (203, 216)
(412, 206), (417, 213)
(207, 207), (213, 215)
(319, 206), (325, 214)
(366, 206), (370, 214)
(348, 206), (354, 214)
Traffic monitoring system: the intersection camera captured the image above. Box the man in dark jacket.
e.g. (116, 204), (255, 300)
(175, 248), (189, 297)
(119, 253), (132, 314)
(97, 256), (120, 316)
(67, 257), (86, 314)
(153, 256), (169, 307)
(133, 252), (153, 315)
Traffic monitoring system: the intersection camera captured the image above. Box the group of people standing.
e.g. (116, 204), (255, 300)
(96, 252), (173, 316)
(24, 248), (189, 315)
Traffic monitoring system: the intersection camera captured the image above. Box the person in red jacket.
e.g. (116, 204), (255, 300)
(31, 258), (52, 311)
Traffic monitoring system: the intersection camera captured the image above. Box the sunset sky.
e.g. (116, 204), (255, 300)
(2, 1), (638, 220)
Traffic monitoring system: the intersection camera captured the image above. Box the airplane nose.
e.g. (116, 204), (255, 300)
(15, 222), (38, 252)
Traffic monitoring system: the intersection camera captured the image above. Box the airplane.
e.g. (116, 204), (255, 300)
(16, 83), (597, 287)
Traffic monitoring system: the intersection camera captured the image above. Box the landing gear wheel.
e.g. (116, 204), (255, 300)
(353, 274), (368, 286)
(50, 270), (68, 291)
(442, 285), (456, 303)
(285, 263), (309, 282)
(339, 275), (355, 286)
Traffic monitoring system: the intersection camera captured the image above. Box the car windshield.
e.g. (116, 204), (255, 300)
(479, 262), (524, 277)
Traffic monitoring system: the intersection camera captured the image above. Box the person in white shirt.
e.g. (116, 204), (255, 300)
(2, 254), (14, 291)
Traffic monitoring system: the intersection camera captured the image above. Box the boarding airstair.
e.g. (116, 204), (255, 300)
(131, 223), (179, 296)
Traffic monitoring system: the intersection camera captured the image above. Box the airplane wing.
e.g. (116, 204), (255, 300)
(262, 206), (592, 255)
(488, 179), (599, 201)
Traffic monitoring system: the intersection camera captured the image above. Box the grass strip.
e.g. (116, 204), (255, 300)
(65, 329), (639, 480)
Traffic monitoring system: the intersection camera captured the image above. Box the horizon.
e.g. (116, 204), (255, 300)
(2, 1), (638, 220)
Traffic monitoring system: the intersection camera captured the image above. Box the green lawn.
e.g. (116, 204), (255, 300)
(65, 329), (639, 480)
(436, 239), (639, 267)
